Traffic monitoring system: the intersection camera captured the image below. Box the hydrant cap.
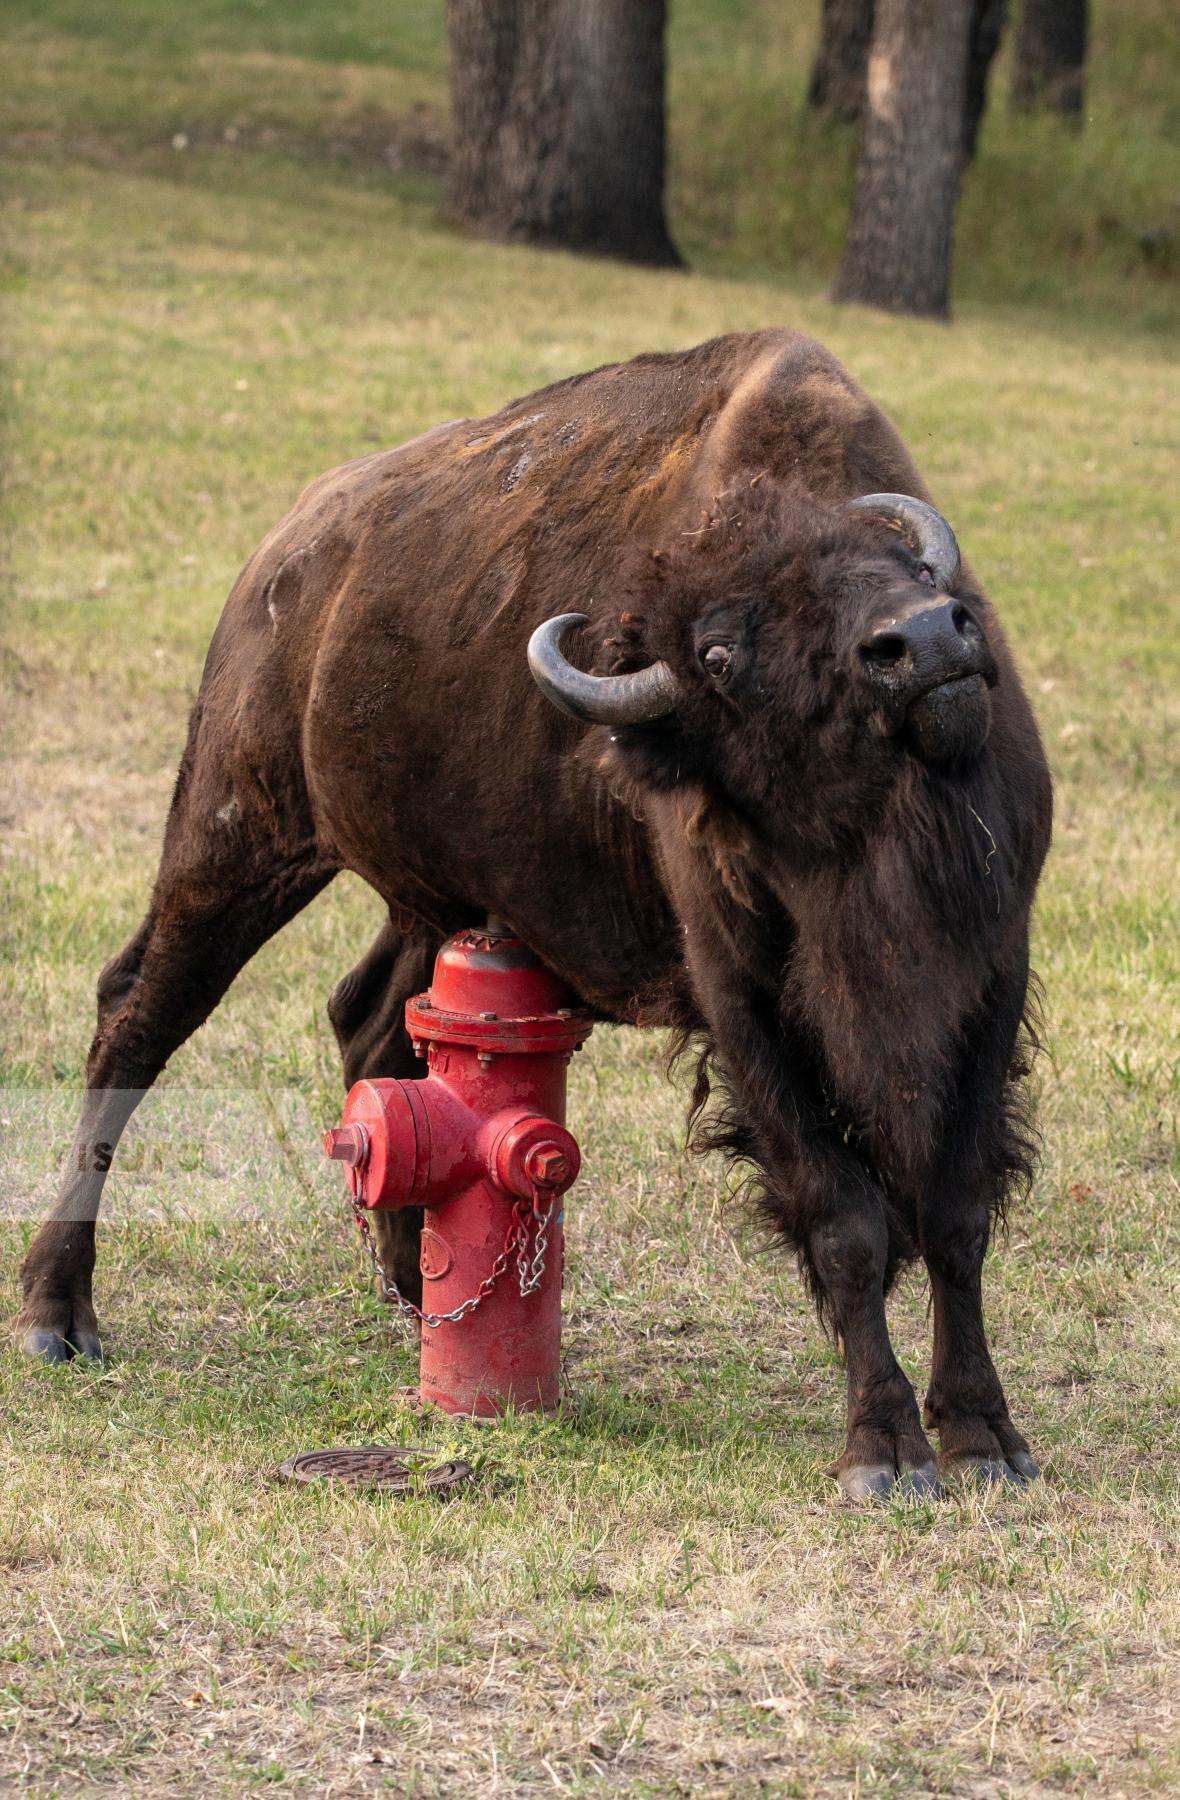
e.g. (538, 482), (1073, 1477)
(428, 930), (579, 1021)
(333, 1078), (431, 1209)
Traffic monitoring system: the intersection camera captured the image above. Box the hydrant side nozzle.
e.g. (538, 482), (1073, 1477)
(489, 1113), (581, 1202)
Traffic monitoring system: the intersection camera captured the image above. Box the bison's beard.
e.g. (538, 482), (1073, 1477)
(904, 674), (992, 765)
(776, 752), (1026, 1191)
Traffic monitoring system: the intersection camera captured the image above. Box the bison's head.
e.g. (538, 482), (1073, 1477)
(528, 487), (1000, 852)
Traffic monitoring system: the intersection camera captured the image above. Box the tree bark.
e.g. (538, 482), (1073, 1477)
(963, 0), (1008, 159)
(832, 0), (973, 319)
(1011, 0), (1088, 117)
(446, 0), (680, 266)
(807, 0), (875, 123)
(808, 0), (1002, 157)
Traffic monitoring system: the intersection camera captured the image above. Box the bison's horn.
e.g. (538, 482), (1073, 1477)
(527, 612), (680, 725)
(846, 493), (961, 592)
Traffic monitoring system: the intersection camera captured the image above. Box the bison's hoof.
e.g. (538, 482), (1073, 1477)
(896, 1459), (942, 1500)
(20, 1326), (103, 1364)
(838, 1463), (896, 1503)
(839, 1459), (944, 1504)
(69, 1329), (104, 1362)
(955, 1453), (1039, 1488)
(21, 1326), (71, 1363)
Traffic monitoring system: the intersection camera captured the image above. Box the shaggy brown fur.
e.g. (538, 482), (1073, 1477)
(15, 329), (1052, 1499)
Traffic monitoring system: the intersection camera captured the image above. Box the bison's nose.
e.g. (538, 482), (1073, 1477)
(858, 597), (993, 711)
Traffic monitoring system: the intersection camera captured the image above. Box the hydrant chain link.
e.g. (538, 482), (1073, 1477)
(514, 1186), (553, 1298)
(350, 1167), (538, 1329)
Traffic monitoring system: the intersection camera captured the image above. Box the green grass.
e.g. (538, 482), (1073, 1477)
(2, 2), (1179, 1794)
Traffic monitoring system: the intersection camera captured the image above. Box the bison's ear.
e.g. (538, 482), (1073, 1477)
(679, 789), (756, 911)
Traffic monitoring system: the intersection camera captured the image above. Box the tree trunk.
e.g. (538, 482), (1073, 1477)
(832, 0), (973, 319)
(808, 0), (1002, 156)
(807, 0), (875, 122)
(446, 0), (680, 267)
(963, 0), (1008, 159)
(1011, 0), (1088, 116)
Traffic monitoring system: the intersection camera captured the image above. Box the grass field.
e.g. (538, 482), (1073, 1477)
(2, 2), (1179, 1794)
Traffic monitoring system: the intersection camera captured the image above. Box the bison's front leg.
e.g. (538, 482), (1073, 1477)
(919, 970), (1041, 1486)
(666, 881), (937, 1502)
(689, 1005), (939, 1500)
(920, 1203), (1039, 1486)
(807, 1197), (939, 1502)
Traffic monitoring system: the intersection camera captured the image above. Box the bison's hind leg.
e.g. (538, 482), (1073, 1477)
(328, 918), (444, 1312)
(329, 918), (443, 1091)
(16, 766), (336, 1362)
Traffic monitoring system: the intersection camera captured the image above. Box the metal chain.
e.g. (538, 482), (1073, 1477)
(520, 1188), (558, 1297)
(349, 1164), (556, 1329)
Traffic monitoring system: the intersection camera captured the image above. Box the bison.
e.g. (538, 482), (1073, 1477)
(16, 328), (1052, 1501)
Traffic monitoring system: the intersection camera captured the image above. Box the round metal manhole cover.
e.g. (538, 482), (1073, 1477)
(276, 1446), (475, 1495)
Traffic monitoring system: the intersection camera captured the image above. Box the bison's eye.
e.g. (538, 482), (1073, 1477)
(700, 642), (734, 685)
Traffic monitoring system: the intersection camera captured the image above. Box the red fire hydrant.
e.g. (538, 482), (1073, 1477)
(323, 926), (593, 1417)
